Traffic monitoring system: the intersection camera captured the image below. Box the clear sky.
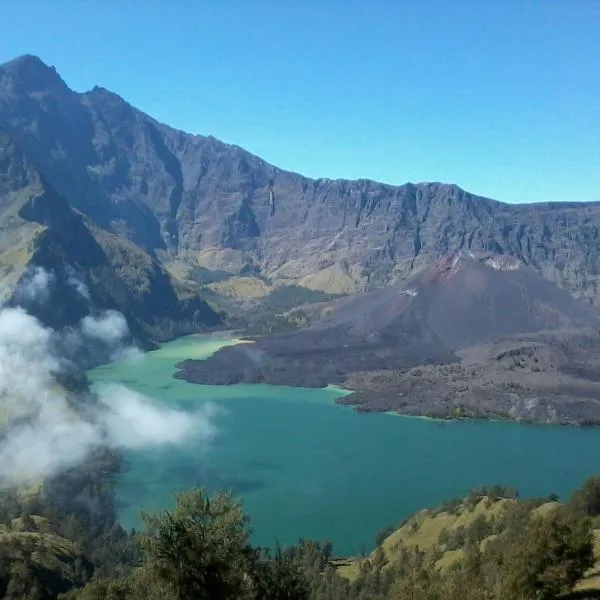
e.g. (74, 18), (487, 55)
(0, 0), (598, 203)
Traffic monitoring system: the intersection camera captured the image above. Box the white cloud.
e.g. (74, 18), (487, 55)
(0, 279), (216, 488)
(15, 266), (55, 304)
(80, 310), (129, 345)
(96, 384), (219, 449)
(0, 307), (60, 419)
(66, 270), (90, 301)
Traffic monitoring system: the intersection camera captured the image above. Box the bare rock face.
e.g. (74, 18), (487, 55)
(5, 55), (600, 423)
(1, 55), (600, 307)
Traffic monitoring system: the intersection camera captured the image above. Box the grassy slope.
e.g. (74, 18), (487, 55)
(0, 520), (87, 588)
(335, 497), (508, 580)
(0, 180), (46, 301)
(296, 261), (363, 294)
(334, 496), (600, 593)
(207, 276), (274, 300)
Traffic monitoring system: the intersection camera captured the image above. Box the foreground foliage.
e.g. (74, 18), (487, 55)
(2, 474), (600, 600)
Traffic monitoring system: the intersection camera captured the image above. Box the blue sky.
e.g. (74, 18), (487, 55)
(0, 0), (598, 203)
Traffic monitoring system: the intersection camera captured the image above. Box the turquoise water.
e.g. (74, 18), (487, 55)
(89, 335), (600, 556)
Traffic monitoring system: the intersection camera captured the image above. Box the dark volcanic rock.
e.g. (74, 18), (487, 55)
(321, 253), (599, 351)
(174, 328), (457, 388)
(340, 331), (600, 425)
(176, 255), (600, 425)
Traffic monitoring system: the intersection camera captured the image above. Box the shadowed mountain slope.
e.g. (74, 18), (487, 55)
(0, 130), (221, 347)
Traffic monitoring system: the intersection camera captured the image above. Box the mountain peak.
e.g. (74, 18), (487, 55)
(0, 54), (67, 93)
(83, 85), (132, 110)
(413, 252), (523, 289)
(4, 54), (47, 67)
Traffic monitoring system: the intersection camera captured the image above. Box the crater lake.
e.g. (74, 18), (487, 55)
(88, 334), (600, 556)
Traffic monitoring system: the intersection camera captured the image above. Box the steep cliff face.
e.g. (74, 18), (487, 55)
(1, 54), (600, 307)
(0, 130), (221, 345)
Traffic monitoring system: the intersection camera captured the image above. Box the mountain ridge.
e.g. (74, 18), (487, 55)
(2, 54), (600, 310)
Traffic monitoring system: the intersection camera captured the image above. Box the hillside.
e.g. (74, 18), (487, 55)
(333, 492), (537, 580)
(323, 253), (598, 349)
(1, 54), (600, 313)
(4, 53), (600, 421)
(334, 487), (600, 596)
(3, 476), (600, 600)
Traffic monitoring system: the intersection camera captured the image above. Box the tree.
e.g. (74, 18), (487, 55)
(570, 476), (600, 517)
(499, 510), (594, 600)
(68, 489), (317, 600)
(252, 547), (310, 600)
(137, 489), (256, 600)
(465, 515), (491, 544)
(61, 578), (134, 600)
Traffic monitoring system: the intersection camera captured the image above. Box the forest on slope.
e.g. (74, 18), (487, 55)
(3, 458), (600, 600)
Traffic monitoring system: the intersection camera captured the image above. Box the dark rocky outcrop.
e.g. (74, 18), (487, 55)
(320, 253), (599, 351)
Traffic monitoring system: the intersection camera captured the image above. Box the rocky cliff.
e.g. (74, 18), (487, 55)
(0, 129), (221, 346)
(1, 54), (600, 319)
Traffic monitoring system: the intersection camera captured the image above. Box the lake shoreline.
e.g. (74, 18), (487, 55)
(94, 331), (600, 428)
(171, 334), (600, 428)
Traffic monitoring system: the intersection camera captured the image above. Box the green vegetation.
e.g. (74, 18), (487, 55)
(190, 266), (233, 285)
(243, 310), (310, 335)
(211, 283), (343, 335)
(259, 286), (342, 312)
(245, 285), (343, 334)
(2, 474), (600, 600)
(334, 488), (600, 600)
